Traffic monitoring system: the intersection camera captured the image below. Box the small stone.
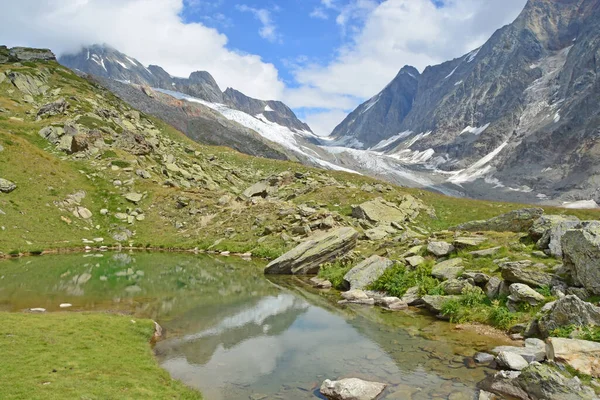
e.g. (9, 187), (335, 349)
(59, 303), (72, 308)
(29, 308), (46, 313)
(474, 352), (495, 363)
(427, 241), (455, 257)
(405, 255), (425, 267)
(0, 178), (17, 193)
(124, 192), (143, 204)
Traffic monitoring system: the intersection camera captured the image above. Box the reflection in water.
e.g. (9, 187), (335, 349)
(0, 253), (510, 399)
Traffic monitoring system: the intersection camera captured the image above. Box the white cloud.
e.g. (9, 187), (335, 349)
(309, 8), (329, 20)
(236, 5), (281, 43)
(0, 0), (285, 100)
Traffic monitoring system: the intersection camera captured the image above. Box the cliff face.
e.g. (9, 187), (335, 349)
(331, 0), (600, 204)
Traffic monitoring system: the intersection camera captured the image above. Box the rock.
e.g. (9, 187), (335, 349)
(421, 295), (460, 314)
(485, 277), (502, 299)
(491, 342), (546, 363)
(562, 222), (600, 295)
(441, 279), (474, 295)
(452, 208), (544, 232)
(461, 271), (490, 286)
(547, 337), (600, 378)
(431, 258), (464, 280)
(364, 227), (389, 241)
(453, 236), (488, 248)
(538, 295), (600, 337)
(136, 169), (151, 179)
(124, 192), (143, 204)
(352, 197), (416, 224)
(8, 47), (55, 62)
(500, 261), (553, 287)
(341, 290), (370, 301)
(470, 247), (502, 258)
(320, 378), (386, 400)
(478, 370), (528, 400)
(37, 98), (68, 119)
(516, 362), (597, 400)
(400, 286), (421, 305)
(496, 351), (529, 371)
(343, 255), (394, 290)
(29, 308), (47, 313)
(74, 207), (92, 219)
(427, 241), (455, 257)
(0, 178), (16, 193)
(474, 352), (495, 363)
(386, 300), (408, 311)
(310, 277), (332, 289)
(116, 131), (153, 155)
(264, 227), (359, 275)
(508, 283), (545, 306)
(478, 390), (499, 400)
(566, 287), (590, 300)
(8, 71), (48, 96)
(402, 245), (422, 257)
(242, 180), (274, 198)
(405, 255), (425, 267)
(532, 215), (581, 258)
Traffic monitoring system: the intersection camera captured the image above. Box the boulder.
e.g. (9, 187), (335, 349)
(405, 255), (425, 268)
(0, 178), (16, 193)
(427, 241), (455, 257)
(431, 258), (464, 280)
(496, 351), (529, 371)
(478, 370), (528, 400)
(485, 277), (502, 299)
(441, 279), (474, 295)
(531, 215), (581, 257)
(538, 295), (600, 337)
(124, 192), (144, 204)
(341, 290), (370, 301)
(452, 208), (544, 233)
(421, 295), (459, 314)
(264, 227), (358, 275)
(364, 227), (389, 241)
(500, 261), (553, 287)
(492, 340), (546, 363)
(400, 286), (421, 305)
(562, 222), (600, 295)
(462, 271), (490, 285)
(8, 71), (48, 96)
(242, 180), (273, 198)
(37, 98), (69, 119)
(343, 255), (393, 290)
(508, 283), (545, 306)
(352, 197), (419, 224)
(547, 337), (600, 378)
(320, 378), (386, 400)
(474, 352), (495, 364)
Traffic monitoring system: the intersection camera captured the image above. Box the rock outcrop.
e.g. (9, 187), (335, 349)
(562, 222), (600, 295)
(538, 295), (600, 337)
(264, 227), (358, 275)
(547, 337), (600, 378)
(452, 208), (544, 233)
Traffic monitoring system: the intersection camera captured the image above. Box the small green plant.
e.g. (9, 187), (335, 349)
(111, 160), (131, 168)
(101, 150), (118, 159)
(536, 285), (552, 297)
(488, 300), (519, 330)
(318, 260), (354, 289)
(461, 286), (487, 307)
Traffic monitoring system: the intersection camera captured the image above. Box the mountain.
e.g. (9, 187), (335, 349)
(331, 0), (600, 206)
(59, 44), (311, 134)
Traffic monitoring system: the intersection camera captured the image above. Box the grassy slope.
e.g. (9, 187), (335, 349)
(0, 313), (201, 400)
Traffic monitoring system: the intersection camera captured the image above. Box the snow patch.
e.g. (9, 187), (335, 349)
(448, 140), (509, 185)
(90, 54), (107, 72)
(125, 56), (138, 66)
(454, 80), (463, 86)
(554, 112), (561, 123)
(264, 105), (274, 112)
(114, 59), (129, 69)
(362, 93), (381, 114)
(460, 123), (490, 136)
(562, 200), (599, 209)
(390, 148), (435, 164)
(466, 48), (480, 63)
(405, 132), (432, 148)
(444, 66), (459, 79)
(369, 131), (413, 151)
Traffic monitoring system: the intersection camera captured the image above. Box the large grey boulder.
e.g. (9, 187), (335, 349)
(264, 227), (358, 275)
(547, 337), (600, 378)
(562, 222), (600, 295)
(500, 261), (553, 287)
(452, 208), (544, 233)
(508, 283), (545, 307)
(431, 258), (464, 280)
(538, 295), (600, 337)
(37, 98), (69, 119)
(492, 340), (546, 363)
(421, 295), (459, 314)
(479, 362), (597, 400)
(531, 215), (581, 257)
(0, 178), (16, 193)
(485, 277), (502, 299)
(343, 255), (393, 290)
(496, 351), (529, 371)
(320, 378), (386, 400)
(242, 180), (274, 198)
(440, 279), (474, 295)
(427, 241), (455, 257)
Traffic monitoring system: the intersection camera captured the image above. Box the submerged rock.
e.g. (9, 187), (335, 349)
(264, 227), (358, 275)
(343, 255), (393, 290)
(320, 378), (386, 400)
(452, 208), (544, 233)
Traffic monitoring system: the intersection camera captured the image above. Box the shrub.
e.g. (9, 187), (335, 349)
(488, 300), (519, 330)
(369, 262), (441, 297)
(318, 260), (353, 290)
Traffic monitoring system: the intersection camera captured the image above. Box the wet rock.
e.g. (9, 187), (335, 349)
(264, 227), (358, 275)
(452, 208), (544, 233)
(309, 277), (332, 289)
(538, 295), (600, 337)
(496, 351), (529, 371)
(562, 222), (600, 295)
(343, 255), (393, 290)
(0, 178), (17, 193)
(547, 337), (600, 378)
(431, 258), (464, 280)
(320, 378), (386, 400)
(507, 283), (545, 307)
(427, 241), (455, 257)
(500, 261), (553, 287)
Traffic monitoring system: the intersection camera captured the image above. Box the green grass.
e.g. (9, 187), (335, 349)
(550, 325), (600, 342)
(369, 262), (442, 297)
(318, 259), (354, 289)
(0, 312), (201, 399)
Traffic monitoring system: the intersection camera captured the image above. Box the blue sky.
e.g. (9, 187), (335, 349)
(0, 0), (527, 135)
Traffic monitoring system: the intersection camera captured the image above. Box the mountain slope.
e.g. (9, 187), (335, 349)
(331, 0), (600, 206)
(58, 45), (311, 133)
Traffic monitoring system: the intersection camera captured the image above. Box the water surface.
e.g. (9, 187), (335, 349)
(0, 252), (511, 399)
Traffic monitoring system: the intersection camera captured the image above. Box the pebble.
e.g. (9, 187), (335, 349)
(59, 303), (72, 308)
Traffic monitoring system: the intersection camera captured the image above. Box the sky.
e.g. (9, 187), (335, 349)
(0, 0), (527, 135)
